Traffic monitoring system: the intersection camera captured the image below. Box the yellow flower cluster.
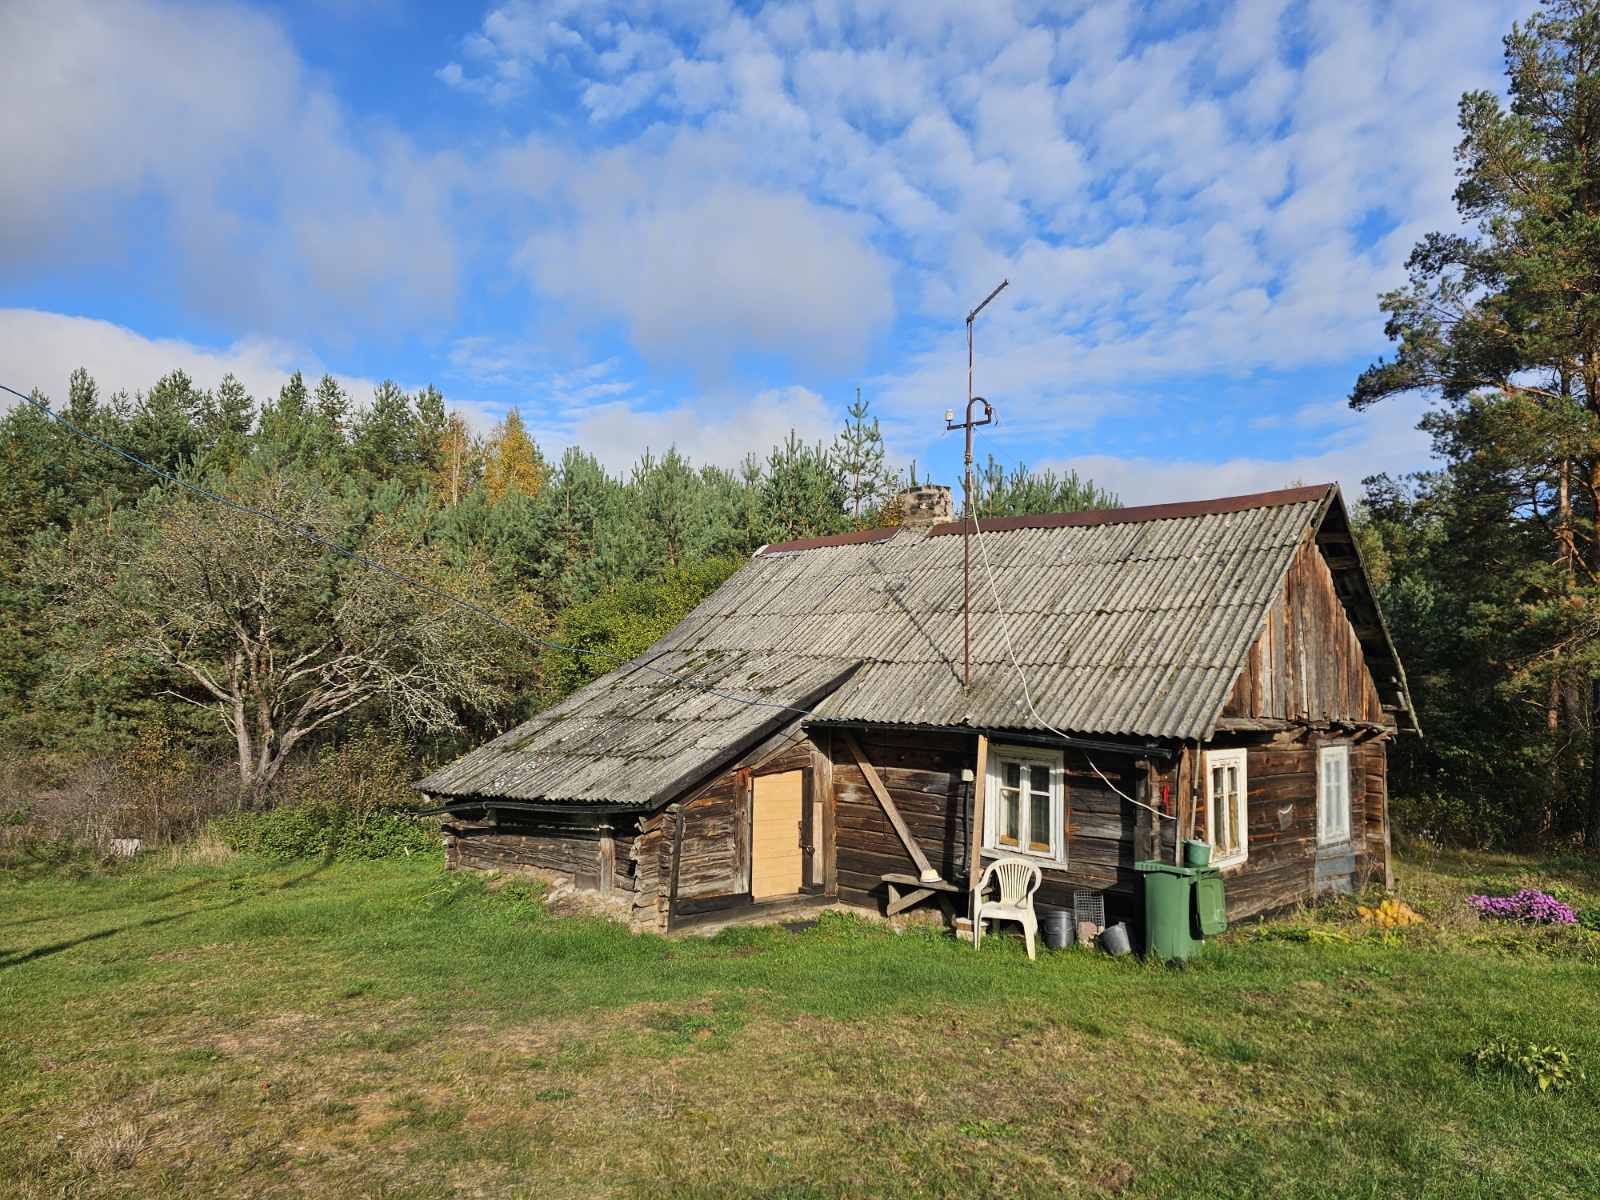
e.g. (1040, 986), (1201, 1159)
(1357, 897), (1425, 929)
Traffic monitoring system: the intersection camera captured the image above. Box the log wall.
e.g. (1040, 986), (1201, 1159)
(830, 727), (1147, 924)
(1221, 538), (1389, 727)
(1206, 732), (1391, 921)
(444, 815), (637, 892)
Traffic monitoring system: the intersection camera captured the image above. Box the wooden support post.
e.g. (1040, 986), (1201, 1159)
(1134, 771), (1152, 865)
(597, 822), (615, 895)
(843, 732), (939, 883)
(815, 733), (837, 897)
(734, 768), (752, 894)
(665, 804), (685, 933)
(968, 734), (988, 885)
(801, 767), (817, 890)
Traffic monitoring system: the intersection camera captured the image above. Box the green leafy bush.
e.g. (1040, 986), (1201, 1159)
(212, 732), (439, 862)
(1468, 1037), (1585, 1093)
(212, 802), (438, 862)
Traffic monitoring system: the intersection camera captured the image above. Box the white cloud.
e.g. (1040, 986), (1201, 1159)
(518, 175), (895, 374)
(0, 309), (382, 414)
(441, 0), (1529, 465)
(557, 385), (837, 473)
(0, 309), (517, 437)
(0, 0), (461, 337)
(4, 0), (1543, 493)
(1053, 396), (1434, 507)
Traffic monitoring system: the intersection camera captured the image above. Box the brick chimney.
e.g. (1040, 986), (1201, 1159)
(897, 484), (953, 526)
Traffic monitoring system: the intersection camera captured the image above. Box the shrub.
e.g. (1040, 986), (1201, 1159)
(211, 732), (439, 862)
(1469, 1037), (1586, 1093)
(1467, 890), (1578, 925)
(212, 802), (439, 862)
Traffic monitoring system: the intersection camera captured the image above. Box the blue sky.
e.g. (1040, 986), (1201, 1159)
(0, 0), (1532, 502)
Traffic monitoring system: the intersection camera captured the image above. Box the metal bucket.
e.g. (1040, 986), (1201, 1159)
(1041, 909), (1075, 950)
(1100, 921), (1133, 956)
(1183, 839), (1212, 868)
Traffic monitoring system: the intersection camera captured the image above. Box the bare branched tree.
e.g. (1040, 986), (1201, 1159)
(46, 469), (522, 796)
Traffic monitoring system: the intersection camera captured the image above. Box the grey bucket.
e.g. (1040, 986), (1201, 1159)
(1100, 921), (1133, 956)
(1041, 909), (1074, 950)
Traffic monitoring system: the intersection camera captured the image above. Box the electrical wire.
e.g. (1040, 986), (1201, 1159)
(0, 381), (819, 718)
(8, 378), (1176, 816)
(969, 506), (1177, 823)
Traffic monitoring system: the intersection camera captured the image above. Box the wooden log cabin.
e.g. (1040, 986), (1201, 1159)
(416, 482), (1417, 936)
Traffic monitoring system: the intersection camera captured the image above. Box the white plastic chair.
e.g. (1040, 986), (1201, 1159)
(972, 856), (1043, 960)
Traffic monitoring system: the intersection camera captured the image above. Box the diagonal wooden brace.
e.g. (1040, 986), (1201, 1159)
(844, 732), (939, 883)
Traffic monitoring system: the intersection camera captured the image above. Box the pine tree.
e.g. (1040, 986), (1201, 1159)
(312, 375), (349, 457)
(350, 381), (416, 480)
(197, 374), (254, 469)
(760, 432), (848, 542)
(833, 388), (889, 521)
(258, 372), (317, 465)
(128, 370), (203, 472)
(1350, 0), (1600, 844)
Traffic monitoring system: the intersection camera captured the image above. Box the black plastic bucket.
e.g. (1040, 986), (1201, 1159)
(1041, 908), (1075, 950)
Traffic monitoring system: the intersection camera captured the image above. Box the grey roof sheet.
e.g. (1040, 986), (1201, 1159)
(419, 485), (1338, 807)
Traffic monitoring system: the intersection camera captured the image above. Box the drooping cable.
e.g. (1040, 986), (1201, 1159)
(0, 381), (819, 718)
(969, 506), (1177, 823)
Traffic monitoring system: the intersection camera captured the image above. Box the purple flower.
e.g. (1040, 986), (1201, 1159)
(1467, 889), (1578, 925)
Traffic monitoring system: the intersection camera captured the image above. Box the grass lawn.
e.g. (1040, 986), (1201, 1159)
(1, 846), (1597, 1199)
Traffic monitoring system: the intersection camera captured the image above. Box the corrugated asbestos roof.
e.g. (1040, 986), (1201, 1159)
(418, 484), (1345, 807)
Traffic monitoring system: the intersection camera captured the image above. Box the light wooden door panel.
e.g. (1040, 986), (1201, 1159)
(751, 770), (804, 899)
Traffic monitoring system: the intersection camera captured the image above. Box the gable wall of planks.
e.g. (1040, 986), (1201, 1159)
(1221, 538), (1391, 728)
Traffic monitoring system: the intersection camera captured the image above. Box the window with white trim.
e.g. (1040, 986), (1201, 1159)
(983, 745), (1065, 865)
(1318, 744), (1352, 845)
(1203, 748), (1248, 867)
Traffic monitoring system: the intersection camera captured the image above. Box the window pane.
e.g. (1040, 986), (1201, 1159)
(1004, 761), (1021, 790)
(1029, 790), (1051, 852)
(1000, 791), (1020, 845)
(1030, 764), (1050, 795)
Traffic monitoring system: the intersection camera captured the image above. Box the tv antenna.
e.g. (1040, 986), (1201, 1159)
(946, 277), (1008, 690)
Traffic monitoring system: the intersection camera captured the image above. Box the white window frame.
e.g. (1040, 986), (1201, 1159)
(982, 744), (1066, 867)
(1202, 748), (1249, 868)
(1318, 744), (1352, 846)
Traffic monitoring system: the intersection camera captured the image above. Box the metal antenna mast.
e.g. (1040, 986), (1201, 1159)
(947, 278), (1008, 690)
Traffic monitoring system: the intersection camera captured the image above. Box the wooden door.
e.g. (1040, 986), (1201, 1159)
(751, 770), (804, 899)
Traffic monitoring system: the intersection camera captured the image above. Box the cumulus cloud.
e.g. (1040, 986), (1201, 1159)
(555, 385), (837, 474)
(0, 0), (461, 337)
(442, 0), (1525, 474)
(1052, 396), (1435, 507)
(4, 0), (1540, 497)
(0, 309), (383, 412)
(519, 178), (894, 374)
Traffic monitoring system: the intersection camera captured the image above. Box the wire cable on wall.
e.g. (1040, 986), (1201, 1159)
(969, 507), (1178, 824)
(0, 381), (820, 720)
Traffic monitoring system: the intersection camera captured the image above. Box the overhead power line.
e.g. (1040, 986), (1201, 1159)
(0, 381), (816, 718)
(969, 506), (1177, 825)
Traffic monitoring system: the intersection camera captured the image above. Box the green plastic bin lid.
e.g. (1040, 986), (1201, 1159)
(1134, 860), (1211, 877)
(1194, 875), (1228, 935)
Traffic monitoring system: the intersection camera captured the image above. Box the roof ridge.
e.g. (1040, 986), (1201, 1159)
(926, 483), (1335, 538)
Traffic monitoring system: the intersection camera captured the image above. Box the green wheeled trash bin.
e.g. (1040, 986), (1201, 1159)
(1134, 860), (1226, 961)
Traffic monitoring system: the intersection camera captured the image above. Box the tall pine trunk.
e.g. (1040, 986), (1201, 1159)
(1589, 677), (1600, 849)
